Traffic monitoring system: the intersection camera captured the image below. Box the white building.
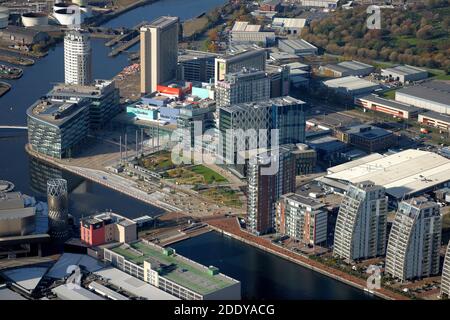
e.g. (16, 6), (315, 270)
(278, 39), (318, 57)
(323, 76), (380, 97)
(140, 16), (179, 95)
(395, 80), (450, 115)
(272, 18), (306, 35)
(333, 181), (388, 262)
(385, 197), (441, 281)
(64, 30), (92, 86)
(319, 149), (450, 201)
(441, 241), (450, 298)
(381, 65), (428, 84)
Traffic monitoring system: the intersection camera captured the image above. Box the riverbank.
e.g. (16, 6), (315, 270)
(25, 144), (181, 213)
(207, 217), (409, 301)
(0, 54), (34, 66)
(89, 0), (159, 27)
(0, 81), (10, 97)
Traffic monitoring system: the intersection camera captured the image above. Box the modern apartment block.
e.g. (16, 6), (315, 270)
(27, 97), (90, 158)
(247, 146), (296, 235)
(219, 96), (306, 165)
(64, 29), (92, 86)
(215, 69), (271, 108)
(385, 197), (441, 281)
(103, 240), (241, 300)
(140, 16), (179, 94)
(80, 212), (137, 246)
(333, 181), (388, 262)
(276, 193), (327, 245)
(215, 49), (266, 83)
(441, 241), (450, 298)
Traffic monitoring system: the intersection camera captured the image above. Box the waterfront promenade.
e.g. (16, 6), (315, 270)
(207, 217), (409, 301)
(25, 143), (243, 217)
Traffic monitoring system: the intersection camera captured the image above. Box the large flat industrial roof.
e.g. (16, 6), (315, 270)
(232, 21), (261, 32)
(323, 60), (373, 74)
(396, 80), (450, 107)
(324, 76), (379, 91)
(419, 110), (450, 123)
(358, 94), (422, 113)
(323, 149), (450, 199)
(52, 284), (105, 300)
(382, 65), (427, 76)
(110, 241), (238, 296)
(272, 17), (307, 29)
(279, 39), (317, 51)
(94, 267), (178, 300)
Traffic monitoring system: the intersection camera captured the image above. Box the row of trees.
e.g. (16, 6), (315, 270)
(301, 1), (450, 73)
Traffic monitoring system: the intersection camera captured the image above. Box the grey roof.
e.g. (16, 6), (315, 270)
(279, 39), (317, 51)
(283, 193), (325, 209)
(87, 281), (130, 300)
(52, 284), (105, 300)
(359, 94), (422, 113)
(219, 48), (266, 63)
(382, 65), (427, 76)
(338, 60), (373, 70)
(27, 98), (88, 127)
(0, 286), (27, 300)
(1, 267), (48, 293)
(221, 96), (305, 113)
(47, 253), (105, 279)
(324, 76), (379, 91)
(344, 124), (393, 140)
(147, 16), (179, 29)
(396, 81), (450, 107)
(419, 110), (450, 123)
(322, 60), (374, 74)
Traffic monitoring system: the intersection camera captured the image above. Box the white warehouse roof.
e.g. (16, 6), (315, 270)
(323, 76), (379, 91)
(94, 267), (179, 300)
(323, 149), (450, 199)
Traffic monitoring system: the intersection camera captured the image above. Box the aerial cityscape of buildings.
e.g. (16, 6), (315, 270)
(1, 0), (450, 305)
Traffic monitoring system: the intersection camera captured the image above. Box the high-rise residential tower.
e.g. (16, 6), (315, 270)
(385, 197), (441, 281)
(140, 16), (179, 95)
(247, 146), (296, 235)
(64, 29), (92, 86)
(333, 181), (388, 262)
(441, 241), (450, 298)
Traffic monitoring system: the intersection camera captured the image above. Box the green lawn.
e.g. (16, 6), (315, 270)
(380, 89), (397, 100)
(434, 74), (450, 80)
(189, 165), (228, 184)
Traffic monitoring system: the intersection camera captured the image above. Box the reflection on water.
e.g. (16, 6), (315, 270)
(173, 232), (377, 300)
(0, 131), (164, 222)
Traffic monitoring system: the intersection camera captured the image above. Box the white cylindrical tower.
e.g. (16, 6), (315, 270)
(64, 29), (92, 86)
